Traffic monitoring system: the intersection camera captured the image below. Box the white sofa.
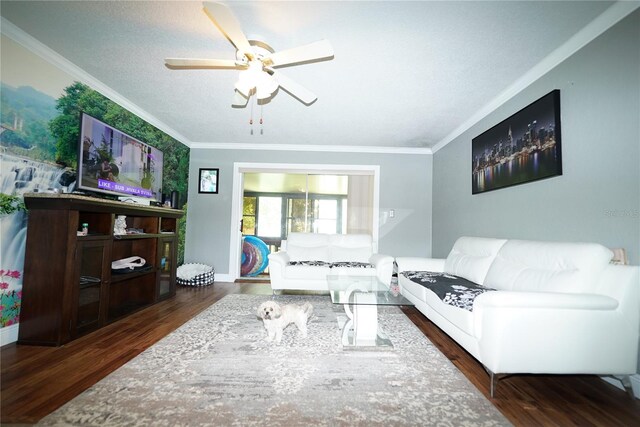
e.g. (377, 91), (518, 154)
(396, 236), (640, 397)
(268, 233), (394, 292)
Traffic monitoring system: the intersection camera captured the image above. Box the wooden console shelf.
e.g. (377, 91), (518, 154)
(18, 193), (184, 346)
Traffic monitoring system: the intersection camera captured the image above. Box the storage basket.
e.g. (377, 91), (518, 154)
(176, 263), (215, 287)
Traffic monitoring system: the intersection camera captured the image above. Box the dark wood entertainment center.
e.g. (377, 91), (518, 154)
(17, 193), (183, 346)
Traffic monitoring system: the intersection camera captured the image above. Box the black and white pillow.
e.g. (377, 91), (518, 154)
(330, 261), (373, 269)
(288, 260), (331, 267)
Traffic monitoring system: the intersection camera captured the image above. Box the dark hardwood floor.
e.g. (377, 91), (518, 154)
(2, 283), (639, 426)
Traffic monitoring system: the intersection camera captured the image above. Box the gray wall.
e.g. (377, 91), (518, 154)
(185, 149), (432, 275)
(432, 10), (640, 265)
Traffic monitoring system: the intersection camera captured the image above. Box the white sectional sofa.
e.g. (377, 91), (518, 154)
(268, 232), (394, 292)
(396, 236), (640, 397)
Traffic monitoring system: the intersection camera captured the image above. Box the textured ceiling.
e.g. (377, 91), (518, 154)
(0, 1), (622, 151)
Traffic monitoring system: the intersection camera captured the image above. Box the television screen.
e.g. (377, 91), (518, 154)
(77, 113), (163, 200)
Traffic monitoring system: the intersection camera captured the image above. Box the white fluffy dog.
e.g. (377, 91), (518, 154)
(257, 300), (313, 343)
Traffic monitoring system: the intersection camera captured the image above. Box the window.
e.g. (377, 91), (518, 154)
(257, 197), (282, 237)
(244, 192), (346, 240)
(313, 199), (338, 234)
(242, 196), (256, 235)
(286, 198), (309, 234)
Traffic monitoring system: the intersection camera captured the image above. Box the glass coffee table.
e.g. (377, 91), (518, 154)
(327, 275), (413, 350)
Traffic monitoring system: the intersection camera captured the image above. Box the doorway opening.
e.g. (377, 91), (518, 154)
(230, 163), (380, 282)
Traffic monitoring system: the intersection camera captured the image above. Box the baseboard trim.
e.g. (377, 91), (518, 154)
(0, 324), (19, 347)
(212, 273), (232, 282)
(632, 375), (640, 399)
(600, 375), (640, 399)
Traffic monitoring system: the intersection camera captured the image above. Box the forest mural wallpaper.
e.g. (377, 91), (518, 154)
(0, 35), (190, 342)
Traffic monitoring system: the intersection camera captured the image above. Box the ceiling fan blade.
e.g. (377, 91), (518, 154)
(203, 2), (253, 59)
(265, 40), (334, 68)
(272, 71), (317, 105)
(232, 90), (249, 108)
(165, 58), (245, 69)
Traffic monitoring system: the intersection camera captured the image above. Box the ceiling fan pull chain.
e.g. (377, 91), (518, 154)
(260, 105), (264, 135)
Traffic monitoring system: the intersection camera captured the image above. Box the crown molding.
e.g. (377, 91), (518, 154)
(431, 1), (640, 154)
(0, 17), (192, 148)
(1, 16), (429, 156)
(6, 0), (633, 157)
(189, 142), (432, 154)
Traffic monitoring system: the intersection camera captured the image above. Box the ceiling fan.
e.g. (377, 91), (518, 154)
(165, 1), (334, 108)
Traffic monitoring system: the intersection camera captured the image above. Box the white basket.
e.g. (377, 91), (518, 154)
(176, 263), (215, 287)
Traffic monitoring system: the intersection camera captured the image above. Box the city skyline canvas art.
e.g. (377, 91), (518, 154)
(472, 89), (562, 194)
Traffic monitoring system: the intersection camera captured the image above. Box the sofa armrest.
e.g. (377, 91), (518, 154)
(395, 257), (446, 273)
(369, 253), (393, 268)
(268, 251), (290, 266)
(473, 291), (637, 374)
(267, 251), (290, 291)
(474, 291), (619, 311)
(369, 253), (394, 286)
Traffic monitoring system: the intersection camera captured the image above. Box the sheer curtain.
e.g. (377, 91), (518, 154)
(346, 175), (373, 235)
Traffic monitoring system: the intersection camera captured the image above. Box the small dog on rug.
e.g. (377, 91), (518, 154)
(257, 300), (313, 343)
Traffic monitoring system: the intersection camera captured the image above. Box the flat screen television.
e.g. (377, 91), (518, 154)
(77, 112), (163, 201)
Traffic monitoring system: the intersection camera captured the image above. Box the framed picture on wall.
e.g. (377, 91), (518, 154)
(199, 168), (219, 194)
(472, 89), (562, 194)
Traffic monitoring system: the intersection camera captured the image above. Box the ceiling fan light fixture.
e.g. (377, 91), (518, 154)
(256, 87), (270, 101)
(256, 84), (277, 100)
(257, 74), (279, 100)
(236, 61), (279, 100)
(235, 79), (254, 98)
(235, 62), (261, 96)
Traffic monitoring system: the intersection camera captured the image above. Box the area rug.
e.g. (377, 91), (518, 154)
(38, 294), (510, 426)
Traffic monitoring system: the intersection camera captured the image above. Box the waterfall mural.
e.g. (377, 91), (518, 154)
(0, 155), (66, 327)
(0, 34), (190, 341)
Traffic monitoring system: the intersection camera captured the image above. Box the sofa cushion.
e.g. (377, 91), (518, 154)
(284, 265), (331, 280)
(328, 233), (372, 248)
(444, 237), (507, 285)
(425, 289), (475, 336)
(329, 246), (372, 263)
(330, 266), (377, 277)
(401, 271), (495, 311)
(399, 271), (479, 337)
(285, 233), (331, 262)
(484, 240), (614, 293)
(399, 275), (428, 302)
(286, 232), (331, 247)
(328, 234), (373, 263)
(286, 244), (330, 262)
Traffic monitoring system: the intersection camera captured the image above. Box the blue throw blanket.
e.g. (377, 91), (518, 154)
(401, 271), (495, 311)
